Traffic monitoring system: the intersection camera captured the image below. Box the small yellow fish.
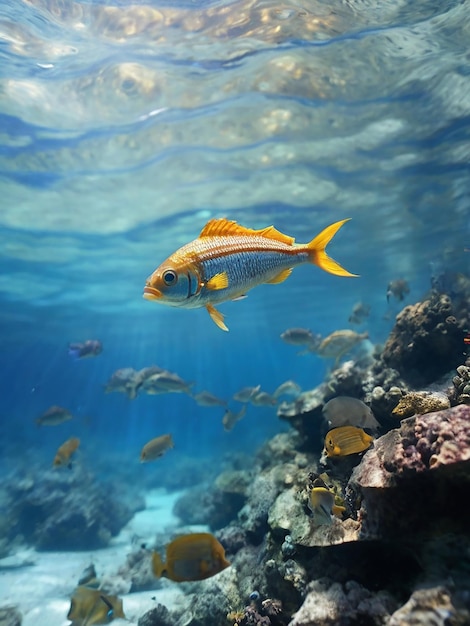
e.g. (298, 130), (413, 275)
(35, 405), (73, 427)
(67, 586), (125, 625)
(309, 481), (346, 526)
(53, 437), (80, 468)
(324, 426), (373, 457)
(152, 532), (230, 582)
(144, 218), (357, 331)
(140, 434), (174, 462)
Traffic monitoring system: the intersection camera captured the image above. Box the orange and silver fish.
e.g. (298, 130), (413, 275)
(324, 426), (373, 457)
(144, 218), (357, 331)
(53, 437), (80, 468)
(152, 532), (230, 582)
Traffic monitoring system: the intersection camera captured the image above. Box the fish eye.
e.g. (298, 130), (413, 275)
(163, 270), (178, 286)
(249, 591), (260, 601)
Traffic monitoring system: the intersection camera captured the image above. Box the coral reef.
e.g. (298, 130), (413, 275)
(391, 390), (450, 419)
(5, 466), (144, 550)
(137, 603), (173, 626)
(0, 606), (22, 626)
(289, 579), (396, 626)
(449, 360), (470, 405)
(388, 585), (470, 626)
(380, 292), (467, 387)
(348, 405), (470, 539)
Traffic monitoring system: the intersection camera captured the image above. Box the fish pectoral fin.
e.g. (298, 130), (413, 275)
(205, 272), (229, 291)
(206, 304), (229, 331)
(266, 268), (292, 284)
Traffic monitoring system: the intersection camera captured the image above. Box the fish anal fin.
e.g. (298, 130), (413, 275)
(266, 268), (292, 284)
(199, 218), (294, 245)
(205, 272), (229, 291)
(206, 304), (228, 331)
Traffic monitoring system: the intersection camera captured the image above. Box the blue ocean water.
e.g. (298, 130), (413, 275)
(1, 0), (469, 507)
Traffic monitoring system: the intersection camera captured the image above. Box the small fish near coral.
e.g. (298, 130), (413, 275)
(53, 437), (80, 468)
(144, 217), (357, 331)
(140, 434), (174, 462)
(68, 339), (103, 359)
(152, 532), (230, 582)
(308, 478), (346, 526)
(324, 426), (374, 457)
(67, 585), (125, 625)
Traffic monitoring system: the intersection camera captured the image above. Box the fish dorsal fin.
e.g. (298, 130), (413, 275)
(199, 218), (295, 245)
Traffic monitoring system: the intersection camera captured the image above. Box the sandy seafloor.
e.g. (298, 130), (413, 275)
(0, 489), (193, 625)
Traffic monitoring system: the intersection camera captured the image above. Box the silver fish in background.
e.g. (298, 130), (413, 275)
(141, 371), (193, 395)
(322, 396), (380, 431)
(36, 405), (73, 427)
(386, 278), (410, 303)
(222, 405), (246, 431)
(250, 391), (277, 407)
(312, 330), (368, 362)
(192, 390), (227, 407)
(68, 339), (103, 359)
(273, 380), (302, 399)
(348, 301), (371, 325)
(233, 385), (261, 403)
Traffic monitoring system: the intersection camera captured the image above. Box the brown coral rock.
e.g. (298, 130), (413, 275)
(392, 390), (450, 419)
(348, 405), (470, 539)
(381, 293), (466, 386)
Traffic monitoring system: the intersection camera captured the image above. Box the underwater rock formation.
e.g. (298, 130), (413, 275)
(348, 404), (470, 540)
(289, 579), (396, 626)
(391, 390), (451, 419)
(6, 466), (144, 550)
(381, 293), (467, 387)
(0, 606), (22, 626)
(137, 603), (173, 626)
(388, 585), (470, 626)
(173, 479), (247, 530)
(449, 360), (470, 406)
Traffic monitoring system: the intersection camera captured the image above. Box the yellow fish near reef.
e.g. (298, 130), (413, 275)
(309, 480), (346, 526)
(152, 532), (230, 582)
(140, 434), (174, 462)
(324, 426), (374, 457)
(144, 218), (357, 331)
(67, 586), (125, 625)
(53, 437), (80, 468)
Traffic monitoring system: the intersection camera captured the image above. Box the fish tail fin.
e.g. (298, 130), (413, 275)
(307, 219), (358, 277)
(151, 551), (166, 578)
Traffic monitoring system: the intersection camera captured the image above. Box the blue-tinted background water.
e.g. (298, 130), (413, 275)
(1, 0), (469, 475)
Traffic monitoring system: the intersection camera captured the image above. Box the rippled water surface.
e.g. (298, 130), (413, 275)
(1, 0), (469, 455)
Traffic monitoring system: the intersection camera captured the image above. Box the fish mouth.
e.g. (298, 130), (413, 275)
(143, 286), (163, 300)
